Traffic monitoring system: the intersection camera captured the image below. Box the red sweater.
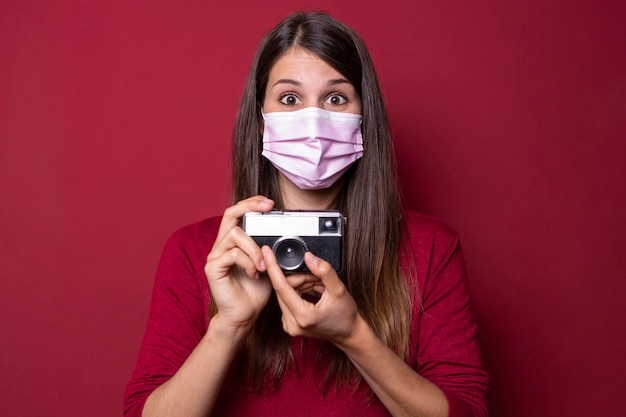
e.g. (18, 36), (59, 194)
(123, 211), (488, 416)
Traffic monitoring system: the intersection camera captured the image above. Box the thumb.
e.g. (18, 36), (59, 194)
(303, 252), (343, 294)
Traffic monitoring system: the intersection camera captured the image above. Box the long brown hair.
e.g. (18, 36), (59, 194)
(225, 11), (411, 392)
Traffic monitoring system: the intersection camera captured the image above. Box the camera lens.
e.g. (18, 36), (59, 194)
(273, 236), (308, 271)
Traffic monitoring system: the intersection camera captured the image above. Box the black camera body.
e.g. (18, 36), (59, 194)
(243, 210), (345, 273)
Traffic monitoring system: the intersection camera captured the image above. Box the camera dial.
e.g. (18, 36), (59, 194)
(272, 236), (309, 272)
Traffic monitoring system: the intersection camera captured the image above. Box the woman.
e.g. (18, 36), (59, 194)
(124, 11), (488, 417)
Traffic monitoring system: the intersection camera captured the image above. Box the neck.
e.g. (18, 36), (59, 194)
(279, 174), (342, 210)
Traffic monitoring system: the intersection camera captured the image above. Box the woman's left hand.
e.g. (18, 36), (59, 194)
(261, 246), (360, 344)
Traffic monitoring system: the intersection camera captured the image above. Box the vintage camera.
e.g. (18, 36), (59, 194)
(243, 210), (345, 273)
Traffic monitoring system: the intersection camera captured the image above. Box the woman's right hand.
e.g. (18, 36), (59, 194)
(204, 196), (275, 335)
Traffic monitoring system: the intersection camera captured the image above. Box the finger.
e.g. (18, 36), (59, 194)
(209, 226), (266, 271)
(216, 196), (274, 242)
(303, 252), (344, 296)
(312, 283), (326, 294)
(259, 247), (302, 332)
(262, 246), (312, 313)
(206, 247), (259, 280)
(285, 273), (322, 291)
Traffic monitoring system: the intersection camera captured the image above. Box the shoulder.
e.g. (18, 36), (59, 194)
(159, 216), (223, 267)
(167, 216), (222, 246)
(401, 210), (460, 248)
(400, 210), (465, 287)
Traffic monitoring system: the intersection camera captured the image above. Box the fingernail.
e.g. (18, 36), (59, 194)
(260, 198), (273, 209)
(259, 259), (266, 271)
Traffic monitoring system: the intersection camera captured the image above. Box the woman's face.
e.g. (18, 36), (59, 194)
(262, 47), (361, 115)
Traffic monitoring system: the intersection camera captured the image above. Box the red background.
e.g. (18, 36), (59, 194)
(1, 1), (624, 416)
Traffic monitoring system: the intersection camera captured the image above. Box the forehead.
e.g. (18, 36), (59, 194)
(268, 47), (345, 82)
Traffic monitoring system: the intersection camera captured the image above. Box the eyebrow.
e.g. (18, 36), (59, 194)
(272, 78), (350, 87)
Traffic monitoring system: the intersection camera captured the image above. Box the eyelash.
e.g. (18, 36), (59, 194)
(278, 93), (348, 106)
(279, 94), (300, 106)
(326, 94), (348, 105)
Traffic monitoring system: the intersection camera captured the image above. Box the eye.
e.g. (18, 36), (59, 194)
(325, 94), (348, 106)
(279, 94), (301, 106)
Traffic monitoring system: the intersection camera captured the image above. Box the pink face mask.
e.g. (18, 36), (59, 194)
(261, 107), (364, 190)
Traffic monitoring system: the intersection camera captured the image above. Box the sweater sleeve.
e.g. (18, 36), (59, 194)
(407, 214), (489, 417)
(123, 220), (216, 417)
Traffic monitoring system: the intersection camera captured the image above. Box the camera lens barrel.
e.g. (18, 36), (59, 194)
(272, 236), (309, 271)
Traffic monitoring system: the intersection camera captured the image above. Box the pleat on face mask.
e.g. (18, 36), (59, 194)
(261, 107), (364, 190)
